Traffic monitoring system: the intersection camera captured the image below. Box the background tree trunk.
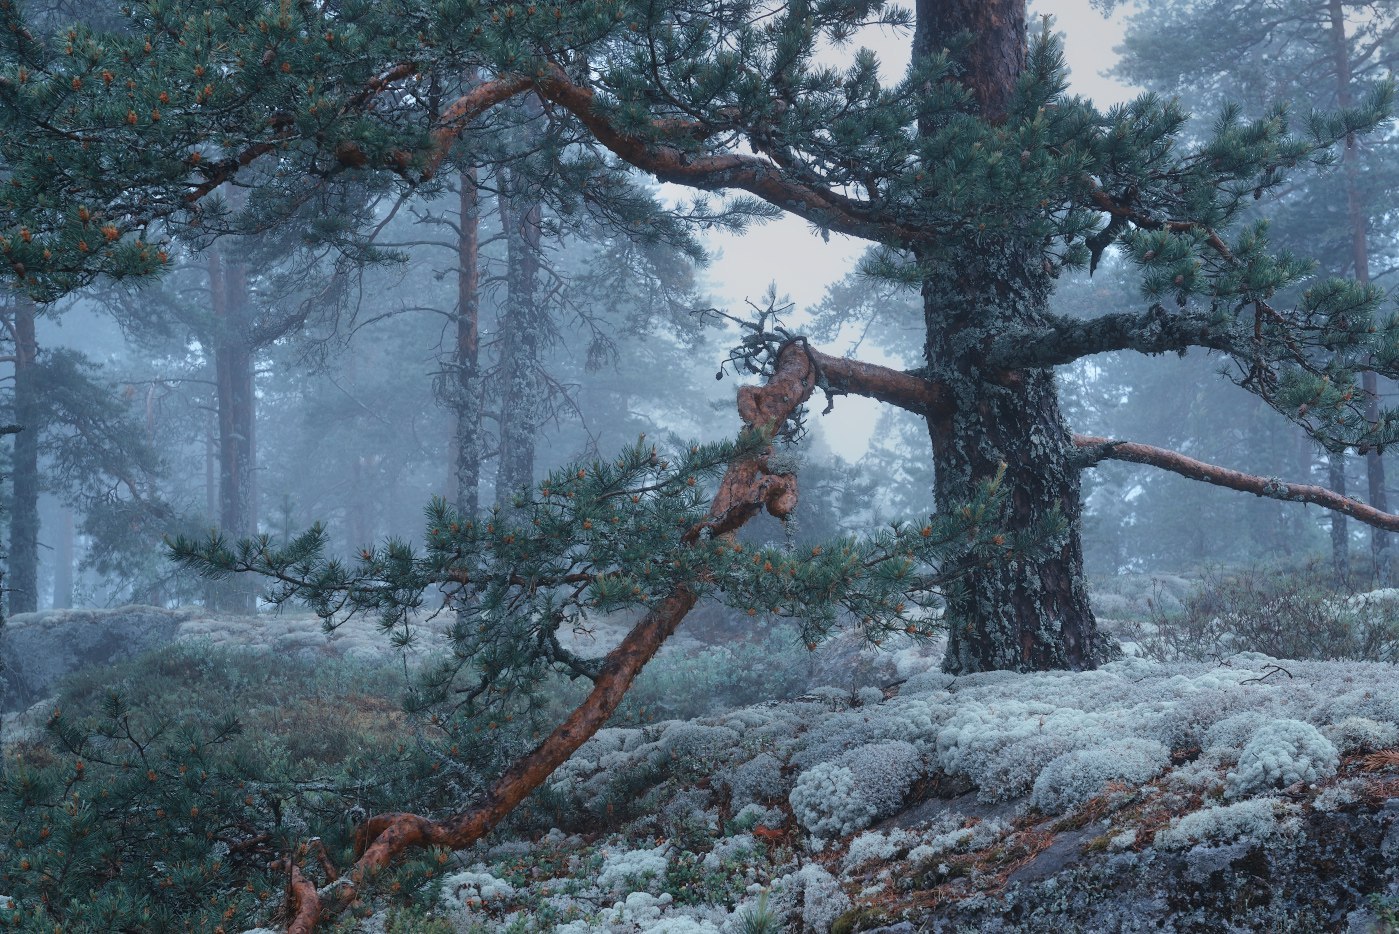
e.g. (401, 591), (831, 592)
(51, 504), (73, 610)
(1328, 0), (1388, 582)
(8, 297), (39, 616)
(1330, 450), (1350, 584)
(494, 104), (545, 508)
(209, 246), (259, 613)
(450, 166), (484, 514)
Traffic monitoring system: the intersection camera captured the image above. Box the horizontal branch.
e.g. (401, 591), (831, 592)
(1084, 180), (1235, 260)
(986, 305), (1239, 368)
(804, 345), (948, 416)
(1074, 434), (1399, 532)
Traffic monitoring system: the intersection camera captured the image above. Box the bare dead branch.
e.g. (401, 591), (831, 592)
(1074, 434), (1399, 531)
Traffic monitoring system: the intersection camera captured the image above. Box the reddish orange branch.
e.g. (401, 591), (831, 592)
(272, 858), (320, 934)
(803, 345), (947, 416)
(1075, 434), (1399, 531)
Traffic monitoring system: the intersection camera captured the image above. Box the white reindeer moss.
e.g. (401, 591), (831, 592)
(1225, 718), (1338, 798)
(438, 869), (515, 914)
(597, 843), (672, 896)
(1322, 716), (1399, 754)
(1154, 799), (1301, 850)
(769, 864), (852, 934)
(789, 740), (921, 838)
(1029, 738), (1170, 815)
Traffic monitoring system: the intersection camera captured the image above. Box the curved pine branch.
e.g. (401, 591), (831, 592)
(416, 67), (930, 246)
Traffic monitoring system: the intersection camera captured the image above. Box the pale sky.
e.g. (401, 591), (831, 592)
(687, 0), (1141, 459)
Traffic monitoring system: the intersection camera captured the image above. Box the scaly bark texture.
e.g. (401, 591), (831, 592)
(7, 295), (38, 615)
(922, 241), (1102, 672)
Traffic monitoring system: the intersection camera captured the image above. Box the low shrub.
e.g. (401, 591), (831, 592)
(0, 643), (459, 931)
(1132, 562), (1399, 663)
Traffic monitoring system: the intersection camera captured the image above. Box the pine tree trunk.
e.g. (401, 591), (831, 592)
(915, 0), (1105, 672)
(8, 296), (39, 615)
(1328, 0), (1389, 582)
(922, 243), (1103, 672)
(1330, 450), (1350, 584)
(494, 107), (545, 508)
(209, 247), (258, 614)
(450, 167), (484, 514)
(52, 505), (73, 609)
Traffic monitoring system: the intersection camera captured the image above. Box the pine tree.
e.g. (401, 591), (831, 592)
(11, 1), (1399, 921)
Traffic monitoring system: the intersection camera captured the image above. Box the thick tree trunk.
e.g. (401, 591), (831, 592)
(922, 243), (1103, 672)
(8, 296), (39, 615)
(494, 112), (545, 508)
(450, 167), (484, 514)
(1329, 0), (1389, 582)
(209, 247), (258, 613)
(915, 0), (1103, 672)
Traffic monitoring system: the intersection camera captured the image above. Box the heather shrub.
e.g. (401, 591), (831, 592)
(1135, 563), (1399, 663)
(0, 643), (466, 931)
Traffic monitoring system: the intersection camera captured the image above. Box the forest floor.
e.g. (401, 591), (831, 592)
(3, 574), (1398, 932)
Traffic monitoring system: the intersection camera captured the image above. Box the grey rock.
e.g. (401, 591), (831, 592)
(1, 605), (194, 711)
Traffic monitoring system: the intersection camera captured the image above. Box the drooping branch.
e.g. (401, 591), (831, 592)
(1074, 434), (1399, 532)
(297, 343), (822, 929)
(417, 66), (927, 245)
(985, 305), (1241, 368)
(731, 345), (1399, 534)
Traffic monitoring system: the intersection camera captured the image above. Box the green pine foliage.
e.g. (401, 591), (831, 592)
(0, 644), (455, 932)
(168, 433), (1041, 737)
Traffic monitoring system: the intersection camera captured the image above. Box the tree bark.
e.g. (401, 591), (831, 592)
(1329, 0), (1389, 582)
(8, 296), (39, 615)
(209, 246), (258, 613)
(923, 242), (1103, 672)
(494, 102), (546, 508)
(915, 0), (1104, 672)
(450, 166), (484, 514)
(52, 504), (73, 610)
